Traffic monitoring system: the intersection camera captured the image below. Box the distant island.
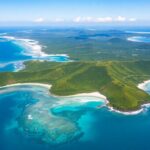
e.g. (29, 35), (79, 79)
(0, 60), (150, 111)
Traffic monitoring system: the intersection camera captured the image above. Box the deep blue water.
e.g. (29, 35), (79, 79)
(0, 84), (150, 150)
(1, 29), (150, 150)
(0, 38), (31, 62)
(0, 38), (31, 72)
(0, 37), (70, 72)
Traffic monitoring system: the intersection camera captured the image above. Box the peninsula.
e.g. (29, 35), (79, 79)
(0, 60), (150, 111)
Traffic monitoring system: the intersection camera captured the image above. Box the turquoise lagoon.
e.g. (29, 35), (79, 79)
(0, 83), (150, 150)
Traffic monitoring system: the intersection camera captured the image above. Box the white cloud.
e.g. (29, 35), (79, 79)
(84, 17), (93, 22)
(73, 16), (96, 23)
(54, 18), (65, 22)
(129, 18), (137, 22)
(73, 16), (82, 23)
(116, 16), (126, 22)
(73, 16), (112, 23)
(96, 17), (113, 23)
(73, 16), (137, 23)
(34, 17), (45, 23)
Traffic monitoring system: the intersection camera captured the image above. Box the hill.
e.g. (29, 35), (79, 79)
(0, 60), (150, 111)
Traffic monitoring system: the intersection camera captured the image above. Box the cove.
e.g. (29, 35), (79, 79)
(0, 82), (150, 150)
(0, 36), (71, 72)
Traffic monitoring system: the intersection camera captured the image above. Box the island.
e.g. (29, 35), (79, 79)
(0, 60), (150, 112)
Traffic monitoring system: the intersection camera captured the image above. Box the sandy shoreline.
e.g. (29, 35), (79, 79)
(59, 92), (108, 100)
(0, 83), (107, 101)
(1, 35), (70, 59)
(1, 82), (150, 115)
(137, 80), (150, 90)
(0, 83), (52, 89)
(0, 35), (71, 72)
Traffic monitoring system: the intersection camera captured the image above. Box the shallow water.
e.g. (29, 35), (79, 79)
(0, 85), (105, 149)
(0, 37), (70, 72)
(0, 83), (150, 150)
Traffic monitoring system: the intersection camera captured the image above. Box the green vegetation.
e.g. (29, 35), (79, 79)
(0, 60), (150, 111)
(11, 29), (150, 61)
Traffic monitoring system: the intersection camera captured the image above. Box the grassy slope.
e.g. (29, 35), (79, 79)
(0, 60), (150, 111)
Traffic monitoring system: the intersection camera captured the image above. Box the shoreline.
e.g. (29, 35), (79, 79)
(0, 61), (26, 72)
(127, 36), (150, 43)
(113, 79), (150, 115)
(137, 80), (150, 90)
(127, 36), (143, 42)
(108, 106), (143, 115)
(0, 35), (71, 72)
(0, 83), (52, 89)
(126, 31), (150, 34)
(1, 82), (150, 115)
(1, 35), (70, 59)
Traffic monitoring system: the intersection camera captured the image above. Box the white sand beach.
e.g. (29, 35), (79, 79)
(0, 81), (150, 116)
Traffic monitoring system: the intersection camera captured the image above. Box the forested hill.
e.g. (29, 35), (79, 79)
(0, 60), (150, 111)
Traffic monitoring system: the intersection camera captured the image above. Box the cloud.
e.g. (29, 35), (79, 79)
(129, 18), (137, 22)
(73, 16), (82, 23)
(34, 17), (45, 23)
(116, 16), (126, 22)
(73, 16), (136, 23)
(33, 16), (137, 24)
(73, 16), (113, 23)
(54, 18), (65, 22)
(96, 17), (113, 23)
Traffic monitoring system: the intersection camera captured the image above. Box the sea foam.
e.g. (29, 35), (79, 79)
(0, 36), (71, 72)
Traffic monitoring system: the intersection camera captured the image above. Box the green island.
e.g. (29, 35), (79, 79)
(0, 60), (150, 111)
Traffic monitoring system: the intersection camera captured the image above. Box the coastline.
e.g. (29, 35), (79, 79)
(107, 106), (143, 115)
(56, 92), (109, 104)
(127, 36), (142, 42)
(0, 61), (26, 72)
(112, 79), (150, 115)
(0, 35), (71, 72)
(0, 83), (108, 102)
(0, 83), (52, 89)
(1, 82), (150, 115)
(126, 31), (150, 34)
(127, 36), (150, 43)
(1, 35), (70, 59)
(137, 80), (150, 90)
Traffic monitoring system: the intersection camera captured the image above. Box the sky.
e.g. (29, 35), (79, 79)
(0, 0), (150, 26)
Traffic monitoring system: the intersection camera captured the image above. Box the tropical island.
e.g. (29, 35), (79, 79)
(0, 60), (150, 111)
(1, 0), (150, 149)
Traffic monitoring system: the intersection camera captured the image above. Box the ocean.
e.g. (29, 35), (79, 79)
(0, 36), (70, 72)
(0, 83), (150, 150)
(1, 29), (150, 150)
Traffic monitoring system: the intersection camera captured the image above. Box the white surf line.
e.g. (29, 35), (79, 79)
(1, 35), (70, 59)
(0, 36), (71, 72)
(127, 36), (143, 42)
(107, 106), (143, 115)
(0, 61), (26, 72)
(0, 82), (148, 115)
(136, 80), (150, 113)
(0, 83), (108, 102)
(107, 80), (150, 115)
(138, 80), (150, 90)
(126, 31), (150, 34)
